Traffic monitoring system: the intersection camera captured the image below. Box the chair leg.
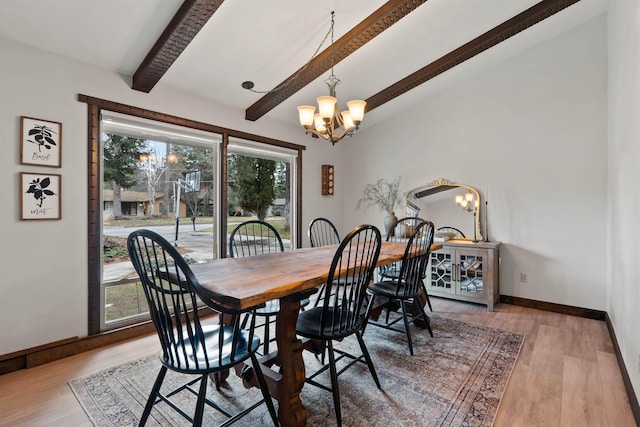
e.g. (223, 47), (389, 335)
(139, 366), (168, 426)
(213, 372), (221, 391)
(192, 374), (209, 427)
(400, 300), (415, 356)
(361, 294), (376, 335)
(326, 340), (342, 427)
(355, 330), (381, 388)
(416, 299), (434, 338)
(263, 315), (271, 355)
(251, 353), (280, 427)
(384, 298), (393, 324)
(420, 280), (433, 312)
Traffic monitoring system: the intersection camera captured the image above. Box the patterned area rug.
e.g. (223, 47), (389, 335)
(69, 314), (524, 426)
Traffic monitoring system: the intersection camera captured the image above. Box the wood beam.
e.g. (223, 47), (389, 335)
(365, 0), (582, 112)
(244, 0), (428, 122)
(132, 0), (225, 93)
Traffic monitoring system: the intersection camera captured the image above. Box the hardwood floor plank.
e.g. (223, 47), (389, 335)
(597, 350), (636, 426)
(0, 299), (635, 427)
(561, 355), (609, 426)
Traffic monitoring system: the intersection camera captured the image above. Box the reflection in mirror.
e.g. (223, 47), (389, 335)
(405, 178), (484, 242)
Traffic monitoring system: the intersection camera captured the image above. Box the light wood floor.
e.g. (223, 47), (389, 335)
(0, 298), (636, 426)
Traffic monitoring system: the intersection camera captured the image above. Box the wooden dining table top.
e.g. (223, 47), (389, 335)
(189, 241), (441, 311)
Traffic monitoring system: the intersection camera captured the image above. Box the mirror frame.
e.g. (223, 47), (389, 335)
(405, 178), (483, 242)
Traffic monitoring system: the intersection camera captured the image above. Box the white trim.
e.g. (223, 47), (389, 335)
(101, 110), (221, 147)
(228, 136), (298, 161)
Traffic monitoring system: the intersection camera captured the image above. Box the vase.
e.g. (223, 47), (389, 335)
(383, 211), (398, 236)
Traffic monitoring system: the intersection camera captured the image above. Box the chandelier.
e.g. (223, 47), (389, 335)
(297, 12), (366, 145)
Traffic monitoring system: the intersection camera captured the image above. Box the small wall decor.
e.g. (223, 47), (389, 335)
(321, 164), (334, 195)
(20, 172), (61, 220)
(20, 116), (62, 167)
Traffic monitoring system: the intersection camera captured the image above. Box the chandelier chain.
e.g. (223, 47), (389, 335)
(244, 12), (336, 94)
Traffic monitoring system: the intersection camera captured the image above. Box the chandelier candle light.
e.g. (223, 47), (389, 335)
(297, 12), (366, 145)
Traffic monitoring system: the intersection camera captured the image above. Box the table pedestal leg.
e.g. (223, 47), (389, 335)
(273, 295), (307, 427)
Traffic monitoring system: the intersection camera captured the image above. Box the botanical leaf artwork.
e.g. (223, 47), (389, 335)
(28, 124), (57, 152)
(26, 177), (56, 208)
(20, 117), (62, 167)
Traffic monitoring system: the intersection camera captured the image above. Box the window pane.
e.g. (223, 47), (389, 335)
(101, 118), (220, 328)
(227, 139), (296, 251)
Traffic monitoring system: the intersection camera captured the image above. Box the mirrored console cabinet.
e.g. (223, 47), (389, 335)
(404, 178), (500, 311)
(428, 239), (500, 311)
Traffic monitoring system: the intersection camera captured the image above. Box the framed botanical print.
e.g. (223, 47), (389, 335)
(20, 172), (61, 220)
(20, 116), (62, 167)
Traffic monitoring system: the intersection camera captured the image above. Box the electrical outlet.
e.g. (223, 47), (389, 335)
(520, 273), (528, 283)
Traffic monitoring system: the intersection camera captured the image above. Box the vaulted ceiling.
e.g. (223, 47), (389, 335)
(0, 0), (607, 129)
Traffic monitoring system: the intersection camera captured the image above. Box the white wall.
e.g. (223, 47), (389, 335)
(608, 0), (640, 401)
(344, 15), (608, 310)
(0, 37), (345, 355)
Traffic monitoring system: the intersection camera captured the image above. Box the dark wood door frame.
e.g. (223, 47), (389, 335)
(78, 93), (305, 335)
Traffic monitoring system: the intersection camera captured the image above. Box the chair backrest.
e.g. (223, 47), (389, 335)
(308, 217), (340, 247)
(436, 226), (465, 238)
(379, 216), (425, 278)
(128, 229), (257, 372)
(387, 216), (426, 241)
(392, 220), (435, 297)
(229, 220), (284, 258)
(314, 224), (382, 337)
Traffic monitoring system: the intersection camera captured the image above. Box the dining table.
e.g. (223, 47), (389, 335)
(189, 240), (441, 427)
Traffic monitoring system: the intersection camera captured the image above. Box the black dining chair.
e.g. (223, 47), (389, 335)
(364, 220), (435, 355)
(308, 217), (340, 248)
(127, 229), (279, 427)
(229, 220), (308, 355)
(308, 217), (341, 308)
(436, 226), (465, 238)
(296, 224), (382, 427)
(378, 217), (433, 315)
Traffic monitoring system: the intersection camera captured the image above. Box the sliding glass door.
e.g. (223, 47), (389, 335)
(100, 112), (221, 328)
(227, 137), (298, 251)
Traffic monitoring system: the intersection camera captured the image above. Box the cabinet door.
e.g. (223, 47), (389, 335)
(456, 248), (487, 298)
(429, 250), (454, 294)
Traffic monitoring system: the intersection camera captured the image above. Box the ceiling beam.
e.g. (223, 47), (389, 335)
(132, 0), (225, 93)
(365, 0), (582, 112)
(244, 0), (428, 122)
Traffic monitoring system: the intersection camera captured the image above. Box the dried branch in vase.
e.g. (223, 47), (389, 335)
(356, 177), (403, 213)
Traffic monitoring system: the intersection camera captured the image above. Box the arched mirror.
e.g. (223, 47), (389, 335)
(405, 178), (484, 242)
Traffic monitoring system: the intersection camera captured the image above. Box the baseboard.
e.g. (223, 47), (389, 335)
(500, 294), (606, 320)
(0, 307), (215, 376)
(0, 321), (156, 376)
(605, 313), (640, 426)
(501, 294), (639, 424)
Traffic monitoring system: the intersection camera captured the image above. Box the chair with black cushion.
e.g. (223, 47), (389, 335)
(436, 226), (465, 238)
(365, 220), (436, 355)
(379, 216), (433, 312)
(308, 217), (340, 307)
(229, 220), (308, 355)
(127, 229), (278, 427)
(296, 224), (382, 427)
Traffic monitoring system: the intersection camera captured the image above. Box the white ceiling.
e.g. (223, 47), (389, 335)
(0, 0), (608, 128)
